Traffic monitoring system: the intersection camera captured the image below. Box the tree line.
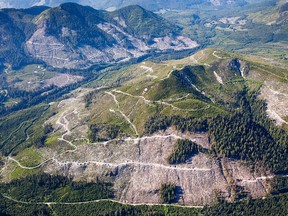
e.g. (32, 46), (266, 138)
(144, 89), (288, 173)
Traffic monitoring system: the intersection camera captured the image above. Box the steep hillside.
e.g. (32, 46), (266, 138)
(0, 7), (48, 68)
(278, 2), (288, 24)
(1, 48), (287, 208)
(0, 3), (198, 69)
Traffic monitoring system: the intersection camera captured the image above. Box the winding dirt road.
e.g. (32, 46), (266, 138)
(212, 51), (223, 59)
(112, 90), (210, 112)
(2, 194), (204, 208)
(106, 91), (139, 136)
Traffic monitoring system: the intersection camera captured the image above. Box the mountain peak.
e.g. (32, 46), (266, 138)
(0, 3), (198, 69)
(112, 4), (180, 37)
(0, 0), (248, 11)
(58, 2), (93, 10)
(119, 4), (147, 11)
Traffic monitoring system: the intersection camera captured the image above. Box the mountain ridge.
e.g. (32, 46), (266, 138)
(0, 0), (248, 10)
(0, 3), (198, 69)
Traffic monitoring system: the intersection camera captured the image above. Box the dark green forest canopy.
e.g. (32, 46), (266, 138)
(0, 174), (114, 203)
(1, 174), (288, 216)
(144, 89), (288, 173)
(168, 139), (206, 164)
(159, 183), (177, 204)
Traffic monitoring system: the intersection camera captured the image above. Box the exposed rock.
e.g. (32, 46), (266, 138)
(259, 82), (288, 126)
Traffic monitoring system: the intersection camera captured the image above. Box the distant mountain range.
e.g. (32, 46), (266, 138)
(0, 3), (199, 69)
(0, 0), (248, 10)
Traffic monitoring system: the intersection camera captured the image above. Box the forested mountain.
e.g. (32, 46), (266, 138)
(0, 0), (248, 10)
(0, 3), (198, 69)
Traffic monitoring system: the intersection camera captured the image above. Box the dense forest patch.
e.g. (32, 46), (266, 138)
(144, 89), (288, 173)
(159, 183), (178, 204)
(88, 123), (124, 142)
(168, 139), (206, 164)
(0, 174), (114, 203)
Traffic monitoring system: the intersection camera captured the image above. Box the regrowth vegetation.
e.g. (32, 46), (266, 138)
(88, 123), (123, 142)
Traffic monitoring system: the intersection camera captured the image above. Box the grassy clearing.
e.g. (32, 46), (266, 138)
(6, 64), (56, 91)
(89, 93), (135, 136)
(14, 147), (43, 167)
(10, 166), (41, 180)
(87, 49), (254, 136)
(172, 99), (209, 110)
(45, 133), (62, 146)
